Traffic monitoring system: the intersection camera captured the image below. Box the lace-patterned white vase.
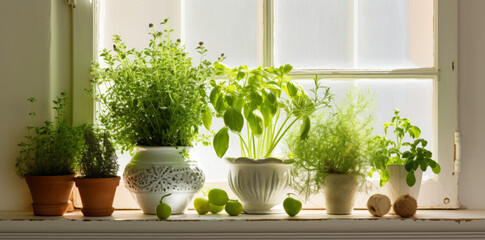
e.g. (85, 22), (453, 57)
(227, 157), (292, 214)
(123, 146), (204, 214)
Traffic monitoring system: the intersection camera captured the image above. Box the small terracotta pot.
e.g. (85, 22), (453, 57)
(25, 174), (75, 216)
(74, 176), (120, 216)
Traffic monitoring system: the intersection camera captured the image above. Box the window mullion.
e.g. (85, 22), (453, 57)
(263, 0), (274, 67)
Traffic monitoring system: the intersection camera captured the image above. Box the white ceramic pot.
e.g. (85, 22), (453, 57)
(323, 174), (359, 215)
(123, 146), (205, 214)
(227, 157), (292, 214)
(383, 164), (422, 205)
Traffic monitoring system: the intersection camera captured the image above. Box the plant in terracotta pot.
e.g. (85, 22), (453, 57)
(287, 89), (375, 215)
(208, 63), (332, 213)
(75, 125), (119, 216)
(16, 92), (85, 216)
(90, 19), (222, 214)
(368, 110), (440, 204)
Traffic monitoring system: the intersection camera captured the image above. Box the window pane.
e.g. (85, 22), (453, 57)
(274, 0), (353, 69)
(184, 0), (263, 68)
(98, 0), (182, 52)
(356, 0), (434, 69)
(274, 0), (434, 69)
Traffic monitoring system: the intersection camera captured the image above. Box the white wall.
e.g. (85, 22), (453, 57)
(0, 0), (484, 211)
(458, 0), (485, 209)
(0, 0), (72, 211)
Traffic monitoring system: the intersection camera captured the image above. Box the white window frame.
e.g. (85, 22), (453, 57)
(72, 0), (459, 209)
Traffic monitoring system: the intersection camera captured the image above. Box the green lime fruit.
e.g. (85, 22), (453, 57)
(208, 188), (229, 206)
(194, 197), (210, 215)
(209, 203), (224, 214)
(283, 196), (302, 217)
(225, 200), (243, 216)
(156, 194), (172, 220)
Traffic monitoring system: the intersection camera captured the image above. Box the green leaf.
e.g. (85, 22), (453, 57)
(281, 64), (293, 75)
(430, 160), (441, 174)
(202, 108), (212, 130)
(406, 170), (416, 187)
(210, 88), (220, 106)
(213, 127), (229, 158)
(404, 159), (413, 172)
(236, 70), (246, 80)
(224, 107), (244, 133)
(410, 126), (421, 138)
(215, 95), (226, 114)
(299, 115), (311, 140)
(285, 81), (298, 97)
(247, 111), (263, 136)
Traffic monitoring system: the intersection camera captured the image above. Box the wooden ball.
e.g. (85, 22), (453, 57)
(367, 194), (391, 217)
(393, 194), (417, 218)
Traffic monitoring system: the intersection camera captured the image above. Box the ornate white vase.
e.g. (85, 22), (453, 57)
(227, 157), (292, 214)
(123, 146), (205, 214)
(383, 164), (423, 204)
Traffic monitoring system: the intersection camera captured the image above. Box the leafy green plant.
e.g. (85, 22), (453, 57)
(90, 19), (222, 152)
(287, 89), (375, 199)
(209, 64), (332, 159)
(16, 92), (85, 177)
(368, 110), (440, 187)
(78, 125), (119, 178)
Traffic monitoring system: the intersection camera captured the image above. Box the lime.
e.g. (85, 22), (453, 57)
(209, 203), (224, 214)
(225, 200), (243, 216)
(208, 188), (229, 206)
(194, 197), (210, 215)
(156, 193), (172, 219)
(283, 196), (302, 217)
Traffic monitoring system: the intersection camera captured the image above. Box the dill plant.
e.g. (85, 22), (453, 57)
(78, 125), (119, 178)
(287, 89), (376, 199)
(16, 92), (85, 177)
(90, 19), (222, 152)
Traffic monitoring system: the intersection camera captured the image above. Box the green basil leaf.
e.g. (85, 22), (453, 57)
(213, 127), (229, 158)
(202, 108), (212, 130)
(224, 107), (244, 133)
(406, 170), (416, 187)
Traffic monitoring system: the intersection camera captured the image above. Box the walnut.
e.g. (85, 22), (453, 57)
(393, 194), (417, 218)
(367, 194), (391, 217)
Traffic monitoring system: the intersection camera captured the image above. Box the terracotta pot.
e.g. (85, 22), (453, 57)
(75, 176), (120, 216)
(25, 174), (75, 216)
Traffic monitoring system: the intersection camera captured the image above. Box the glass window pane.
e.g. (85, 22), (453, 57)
(274, 0), (434, 69)
(184, 0), (263, 68)
(356, 0), (434, 69)
(274, 0), (353, 69)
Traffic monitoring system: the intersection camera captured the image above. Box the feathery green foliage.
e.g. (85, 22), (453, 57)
(90, 19), (222, 152)
(287, 89), (375, 199)
(78, 125), (119, 178)
(16, 92), (85, 177)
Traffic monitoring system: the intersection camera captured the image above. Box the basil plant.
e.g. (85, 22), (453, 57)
(207, 63), (332, 159)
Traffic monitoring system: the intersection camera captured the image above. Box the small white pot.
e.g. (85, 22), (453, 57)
(323, 174), (359, 215)
(227, 157), (292, 214)
(123, 146), (205, 214)
(383, 164), (422, 205)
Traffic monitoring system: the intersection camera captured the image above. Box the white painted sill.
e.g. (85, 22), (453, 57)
(1, 210), (485, 239)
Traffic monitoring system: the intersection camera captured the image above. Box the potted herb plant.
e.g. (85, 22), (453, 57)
(74, 125), (119, 216)
(90, 19), (220, 214)
(287, 89), (375, 215)
(16, 92), (85, 216)
(209, 64), (332, 213)
(369, 110), (441, 204)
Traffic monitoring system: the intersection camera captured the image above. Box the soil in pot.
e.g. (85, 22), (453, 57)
(25, 174), (75, 216)
(323, 174), (359, 215)
(75, 176), (120, 216)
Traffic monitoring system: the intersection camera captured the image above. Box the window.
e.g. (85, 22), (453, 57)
(72, 0), (458, 209)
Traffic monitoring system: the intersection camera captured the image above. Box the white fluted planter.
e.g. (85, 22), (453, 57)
(383, 165), (423, 204)
(227, 157), (292, 214)
(123, 146), (205, 215)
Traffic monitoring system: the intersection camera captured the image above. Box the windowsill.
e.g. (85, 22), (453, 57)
(1, 210), (485, 238)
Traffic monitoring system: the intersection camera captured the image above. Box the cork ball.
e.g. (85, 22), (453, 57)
(367, 194), (392, 217)
(393, 194), (417, 218)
